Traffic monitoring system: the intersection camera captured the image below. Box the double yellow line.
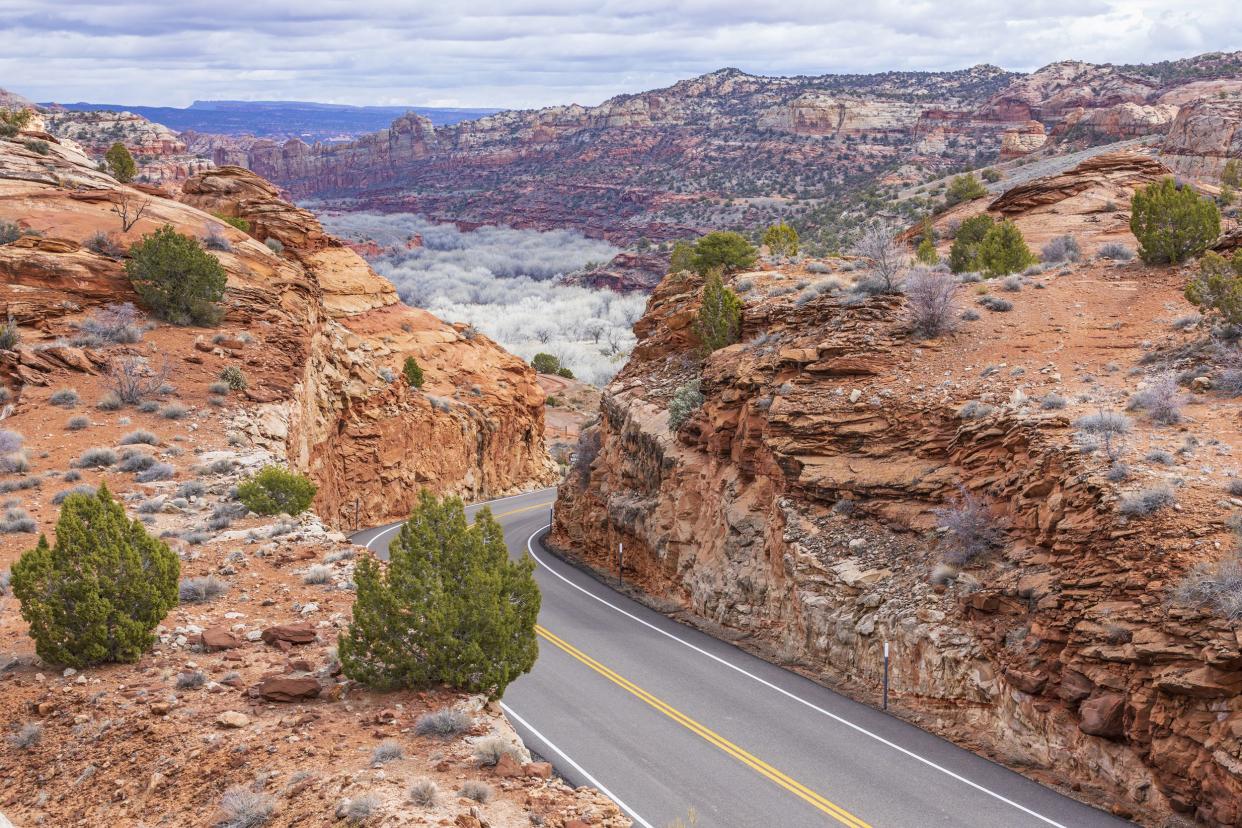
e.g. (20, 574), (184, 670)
(536, 624), (872, 828)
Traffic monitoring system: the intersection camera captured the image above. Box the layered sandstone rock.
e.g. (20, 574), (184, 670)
(40, 109), (213, 184)
(1161, 99), (1242, 182)
(553, 173), (1242, 823)
(0, 136), (554, 527)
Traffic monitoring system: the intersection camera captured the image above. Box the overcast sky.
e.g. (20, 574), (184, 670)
(2, 1), (1240, 109)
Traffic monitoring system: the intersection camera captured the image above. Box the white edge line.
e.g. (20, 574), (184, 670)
(360, 489), (553, 552)
(524, 522), (1072, 828)
(501, 702), (656, 828)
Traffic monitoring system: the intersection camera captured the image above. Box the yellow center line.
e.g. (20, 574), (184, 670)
(488, 501), (554, 519)
(535, 624), (872, 828)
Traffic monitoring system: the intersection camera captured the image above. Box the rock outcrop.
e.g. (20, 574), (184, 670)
(39, 109), (214, 184)
(552, 168), (1242, 823)
(0, 139), (554, 527)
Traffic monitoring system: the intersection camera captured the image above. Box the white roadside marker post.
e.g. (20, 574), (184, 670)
(618, 541), (624, 588)
(882, 640), (890, 711)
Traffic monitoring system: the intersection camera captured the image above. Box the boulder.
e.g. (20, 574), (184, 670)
(1078, 693), (1125, 739)
(216, 711), (250, 729)
(200, 627), (242, 651)
(257, 674), (321, 702)
(260, 623), (317, 648)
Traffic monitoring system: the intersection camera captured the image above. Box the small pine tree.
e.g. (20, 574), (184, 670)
(402, 356), (424, 388)
(947, 214), (994, 273)
(1223, 159), (1242, 189)
(669, 240), (695, 274)
(126, 225), (228, 325)
(236, 466), (317, 516)
(694, 268), (743, 354)
(530, 353), (562, 375)
(761, 222), (799, 258)
(691, 231), (757, 275)
(338, 491), (539, 699)
(1130, 177), (1221, 265)
(977, 220), (1037, 278)
(10, 484), (179, 667)
(105, 142), (137, 183)
(946, 174), (987, 205)
(1184, 251), (1242, 330)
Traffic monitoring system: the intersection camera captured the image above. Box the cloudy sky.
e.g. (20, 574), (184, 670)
(3, 1), (1240, 109)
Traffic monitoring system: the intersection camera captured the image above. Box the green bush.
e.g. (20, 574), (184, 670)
(104, 142), (136, 183)
(691, 231), (757, 275)
(669, 240), (695, 274)
(236, 466), (317, 516)
(946, 174), (987, 205)
(218, 365), (247, 391)
(981, 168), (1002, 184)
(214, 213), (251, 233)
(402, 355), (424, 388)
(694, 268), (742, 353)
(668, 379), (704, 430)
(126, 225), (227, 326)
(761, 222), (799, 257)
(1223, 159), (1241, 189)
(1130, 177), (1221, 265)
(947, 214), (994, 273)
(1184, 251), (1242, 329)
(10, 484), (178, 667)
(338, 491), (539, 699)
(0, 107), (32, 138)
(977, 220), (1037, 278)
(530, 353), (562, 375)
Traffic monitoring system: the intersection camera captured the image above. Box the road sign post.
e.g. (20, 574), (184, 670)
(882, 641), (890, 711)
(618, 541), (624, 588)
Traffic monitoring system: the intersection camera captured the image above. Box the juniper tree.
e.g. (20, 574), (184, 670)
(694, 268), (743, 353)
(977, 220), (1037, 278)
(669, 240), (695, 274)
(761, 222), (799, 258)
(948, 214), (994, 273)
(105, 142), (137, 183)
(1130, 177), (1221, 265)
(691, 231), (757, 275)
(402, 355), (424, 388)
(338, 491), (539, 699)
(126, 225), (227, 325)
(10, 484), (179, 667)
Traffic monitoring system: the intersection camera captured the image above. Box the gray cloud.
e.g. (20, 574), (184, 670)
(2, 1), (1240, 108)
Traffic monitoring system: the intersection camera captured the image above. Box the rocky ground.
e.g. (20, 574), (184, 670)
(552, 152), (1242, 825)
(0, 126), (620, 827)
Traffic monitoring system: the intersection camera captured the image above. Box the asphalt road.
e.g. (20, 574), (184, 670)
(352, 488), (1134, 828)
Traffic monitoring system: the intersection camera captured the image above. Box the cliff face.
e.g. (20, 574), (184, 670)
(217, 54), (1242, 243)
(39, 109), (214, 184)
(0, 137), (554, 527)
(553, 161), (1242, 825)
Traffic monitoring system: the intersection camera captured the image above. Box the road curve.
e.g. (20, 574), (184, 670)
(352, 488), (1134, 828)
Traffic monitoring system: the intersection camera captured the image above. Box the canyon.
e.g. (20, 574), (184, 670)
(551, 153), (1242, 826)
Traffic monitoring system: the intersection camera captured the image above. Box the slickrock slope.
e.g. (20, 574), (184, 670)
(553, 163), (1242, 824)
(226, 54), (1242, 244)
(38, 108), (214, 185)
(0, 140), (554, 528)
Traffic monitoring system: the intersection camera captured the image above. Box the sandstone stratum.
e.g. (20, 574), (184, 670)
(214, 53), (1242, 246)
(552, 153), (1242, 825)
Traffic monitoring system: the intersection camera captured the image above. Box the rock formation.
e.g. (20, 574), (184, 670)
(552, 160), (1242, 824)
(38, 109), (215, 184)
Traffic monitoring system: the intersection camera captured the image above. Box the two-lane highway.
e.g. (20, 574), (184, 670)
(353, 488), (1133, 828)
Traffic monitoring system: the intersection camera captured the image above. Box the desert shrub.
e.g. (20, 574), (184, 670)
(1170, 313), (1202, 331)
(957, 400), (995, 419)
(159, 403), (188, 420)
(264, 237), (284, 254)
(691, 231), (757, 275)
(1146, 449), (1175, 465)
(0, 317), (20, 350)
(176, 480), (206, 499)
(214, 365), (247, 392)
(414, 707), (473, 739)
(851, 223), (907, 293)
(1125, 373), (1186, 424)
(126, 225), (227, 326)
(75, 447), (117, 468)
(52, 485), (96, 505)
(1173, 554), (1242, 620)
(176, 670), (207, 690)
(303, 564), (332, 585)
(668, 379), (704, 431)
(339, 793), (379, 823)
(977, 220), (1037, 278)
(977, 295), (1012, 312)
(1185, 251), (1242, 332)
(1117, 485), (1174, 516)
(904, 267), (958, 338)
(408, 778), (439, 807)
(1000, 276), (1022, 292)
(1097, 242), (1135, 261)
(947, 214), (994, 274)
(459, 781), (493, 804)
(1106, 463), (1130, 482)
(76, 302), (145, 346)
(1040, 393), (1066, 410)
(473, 736), (522, 767)
(934, 488), (1003, 565)
(339, 491), (539, 699)
(0, 428), (24, 469)
(104, 142), (136, 183)
(1075, 410), (1132, 461)
(1130, 177), (1221, 265)
(179, 575), (228, 603)
(8, 722), (41, 750)
(371, 740), (404, 764)
(215, 214), (250, 232)
(96, 392), (123, 411)
(85, 231), (126, 258)
(216, 786), (274, 828)
(202, 230), (231, 252)
(981, 168), (1002, 183)
(236, 466), (316, 516)
(10, 484), (178, 667)
(0, 477), (39, 494)
(120, 429), (158, 446)
(0, 508), (36, 534)
(1041, 235), (1081, 264)
(694, 268), (743, 353)
(136, 463), (175, 482)
(961, 308), (980, 321)
(400, 355), (424, 388)
(108, 356), (169, 405)
(761, 221), (799, 257)
(117, 452), (156, 473)
(0, 107), (33, 138)
(945, 173), (987, 205)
